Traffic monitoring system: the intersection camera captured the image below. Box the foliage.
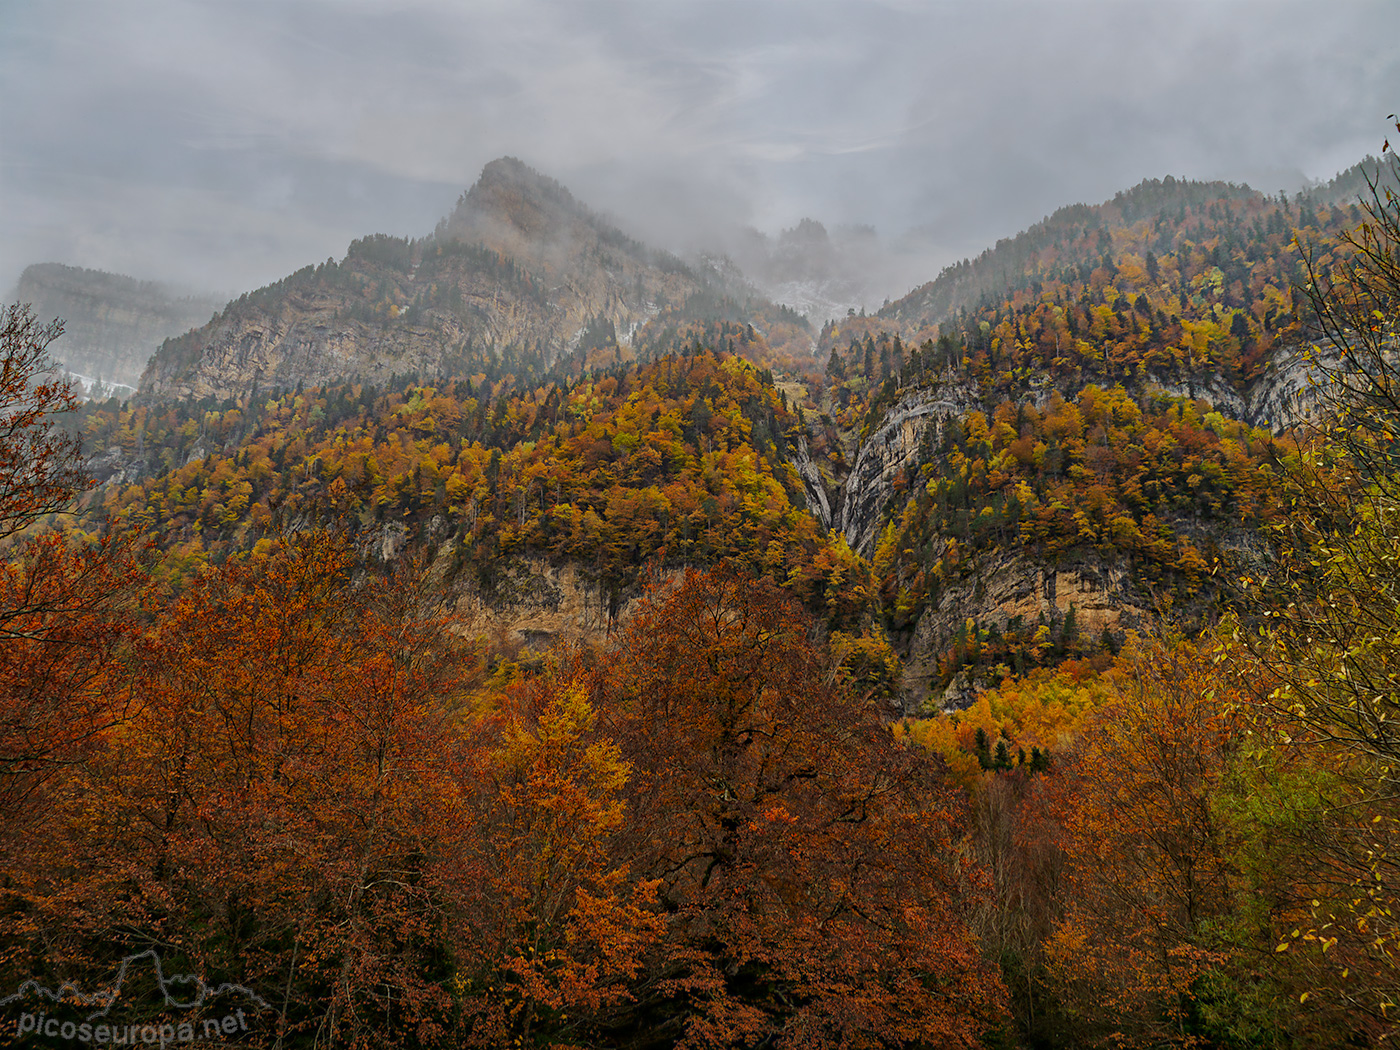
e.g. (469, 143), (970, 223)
(833, 168), (1383, 405)
(1244, 121), (1400, 1038)
(871, 383), (1281, 686)
(76, 349), (871, 626)
(0, 303), (147, 839)
(0, 304), (89, 540)
(594, 565), (1009, 1047)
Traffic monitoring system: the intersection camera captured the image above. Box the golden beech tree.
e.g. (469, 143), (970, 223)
(1248, 121), (1400, 1039)
(449, 670), (665, 1048)
(594, 565), (1008, 1049)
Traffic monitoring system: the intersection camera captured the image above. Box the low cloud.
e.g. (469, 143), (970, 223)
(3, 0), (1396, 302)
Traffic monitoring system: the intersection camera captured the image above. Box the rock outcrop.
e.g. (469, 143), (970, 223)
(1146, 344), (1323, 430)
(901, 549), (1146, 708)
(789, 436), (834, 530)
(447, 557), (645, 651)
(12, 264), (225, 390)
(138, 159), (735, 401)
(836, 378), (979, 557)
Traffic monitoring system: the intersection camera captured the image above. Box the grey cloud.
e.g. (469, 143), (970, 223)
(3, 0), (1397, 304)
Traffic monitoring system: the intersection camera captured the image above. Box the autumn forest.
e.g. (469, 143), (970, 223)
(2, 123), (1399, 1050)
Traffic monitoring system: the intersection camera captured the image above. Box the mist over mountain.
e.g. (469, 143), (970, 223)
(874, 157), (1398, 341)
(139, 157), (761, 400)
(704, 218), (924, 325)
(10, 265), (225, 392)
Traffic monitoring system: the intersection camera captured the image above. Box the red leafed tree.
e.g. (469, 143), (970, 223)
(0, 532), (146, 823)
(24, 533), (484, 1049)
(595, 564), (1008, 1049)
(0, 304), (87, 541)
(0, 303), (146, 831)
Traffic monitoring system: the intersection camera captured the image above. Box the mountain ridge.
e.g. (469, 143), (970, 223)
(11, 263), (225, 390)
(136, 157), (804, 401)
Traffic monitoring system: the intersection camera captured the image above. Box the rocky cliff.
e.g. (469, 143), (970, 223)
(12, 264), (225, 390)
(138, 159), (739, 401)
(902, 549), (1145, 704)
(835, 378), (981, 557)
(446, 556), (667, 652)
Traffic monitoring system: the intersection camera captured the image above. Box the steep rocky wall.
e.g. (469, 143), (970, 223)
(836, 379), (979, 557)
(449, 558), (624, 648)
(442, 556), (683, 653)
(1148, 343), (1323, 430)
(789, 436), (833, 530)
(139, 292), (478, 401)
(900, 549), (1147, 711)
(14, 264), (224, 389)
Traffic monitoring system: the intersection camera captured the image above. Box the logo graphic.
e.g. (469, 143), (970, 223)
(1, 952), (269, 1046)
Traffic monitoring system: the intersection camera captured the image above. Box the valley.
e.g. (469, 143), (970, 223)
(56, 155), (1379, 712)
(6, 140), (1400, 1048)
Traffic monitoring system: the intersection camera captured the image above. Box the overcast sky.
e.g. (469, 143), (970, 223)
(3, 0), (1397, 302)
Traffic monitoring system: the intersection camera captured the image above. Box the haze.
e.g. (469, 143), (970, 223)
(3, 0), (1397, 310)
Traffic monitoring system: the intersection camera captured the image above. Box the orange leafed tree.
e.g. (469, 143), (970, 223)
(595, 564), (1008, 1048)
(6, 530), (674, 1050)
(15, 534), (482, 1048)
(449, 669), (665, 1048)
(0, 302), (147, 837)
(1046, 635), (1246, 1046)
(0, 304), (88, 541)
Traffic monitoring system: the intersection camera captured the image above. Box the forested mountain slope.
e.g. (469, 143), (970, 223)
(139, 158), (816, 401)
(797, 168), (1399, 703)
(823, 160), (1397, 427)
(92, 161), (1383, 712)
(82, 348), (871, 643)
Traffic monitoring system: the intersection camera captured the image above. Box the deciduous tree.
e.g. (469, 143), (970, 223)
(597, 564), (1007, 1048)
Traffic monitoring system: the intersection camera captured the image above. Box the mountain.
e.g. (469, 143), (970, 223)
(11, 264), (225, 392)
(797, 166), (1400, 702)
(72, 153), (1390, 712)
(820, 160), (1395, 430)
(716, 218), (895, 323)
(137, 158), (816, 401)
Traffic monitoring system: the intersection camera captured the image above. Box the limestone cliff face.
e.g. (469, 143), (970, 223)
(789, 436), (834, 531)
(836, 379), (980, 557)
(901, 549), (1145, 704)
(139, 284), (478, 401)
(13, 264), (225, 390)
(1145, 344), (1323, 430)
(825, 361), (1299, 712)
(828, 387), (1152, 711)
(138, 158), (722, 401)
(446, 557), (658, 651)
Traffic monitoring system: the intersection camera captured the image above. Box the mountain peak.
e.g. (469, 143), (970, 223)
(472, 157), (579, 210)
(445, 156), (596, 253)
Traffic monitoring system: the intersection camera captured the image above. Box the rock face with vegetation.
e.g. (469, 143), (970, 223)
(136, 158), (791, 401)
(835, 378), (980, 557)
(803, 166), (1400, 709)
(108, 156), (1390, 715)
(11, 263), (224, 390)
